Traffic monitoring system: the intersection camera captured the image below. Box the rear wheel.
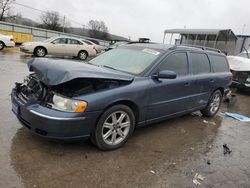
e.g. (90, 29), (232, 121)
(34, 47), (46, 57)
(0, 41), (4, 51)
(78, 50), (88, 60)
(201, 90), (222, 117)
(91, 105), (135, 150)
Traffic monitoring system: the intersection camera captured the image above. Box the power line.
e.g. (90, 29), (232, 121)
(13, 1), (86, 27)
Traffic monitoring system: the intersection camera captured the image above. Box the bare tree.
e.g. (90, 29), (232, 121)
(87, 20), (108, 39)
(40, 11), (61, 31)
(0, 0), (15, 21)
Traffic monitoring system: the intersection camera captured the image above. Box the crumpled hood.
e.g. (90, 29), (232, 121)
(27, 58), (134, 86)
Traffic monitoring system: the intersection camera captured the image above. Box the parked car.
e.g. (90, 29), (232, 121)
(105, 41), (129, 51)
(81, 39), (105, 53)
(227, 56), (250, 91)
(237, 52), (250, 59)
(0, 33), (15, 50)
(11, 44), (232, 150)
(20, 36), (96, 60)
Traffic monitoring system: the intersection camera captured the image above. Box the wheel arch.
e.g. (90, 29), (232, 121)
(96, 100), (140, 127)
(0, 40), (6, 46)
(214, 87), (224, 96)
(78, 50), (89, 56)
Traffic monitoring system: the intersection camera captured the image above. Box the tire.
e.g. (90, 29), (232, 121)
(201, 90), (222, 117)
(91, 105), (135, 151)
(0, 41), (4, 51)
(34, 47), (46, 57)
(78, 50), (88, 60)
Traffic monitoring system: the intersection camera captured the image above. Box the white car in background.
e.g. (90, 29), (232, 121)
(20, 36), (97, 60)
(0, 34), (15, 51)
(81, 39), (106, 53)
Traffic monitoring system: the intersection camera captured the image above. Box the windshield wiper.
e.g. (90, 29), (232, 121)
(101, 65), (119, 71)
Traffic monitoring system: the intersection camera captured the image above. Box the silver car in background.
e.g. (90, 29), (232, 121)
(20, 36), (97, 60)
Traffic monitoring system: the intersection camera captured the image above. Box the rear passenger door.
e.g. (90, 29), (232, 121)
(67, 38), (83, 56)
(189, 52), (212, 106)
(147, 52), (197, 121)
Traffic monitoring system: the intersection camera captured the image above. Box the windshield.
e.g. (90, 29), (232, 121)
(89, 48), (160, 75)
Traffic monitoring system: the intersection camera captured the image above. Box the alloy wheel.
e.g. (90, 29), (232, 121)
(79, 51), (87, 60)
(102, 111), (131, 145)
(210, 93), (221, 114)
(36, 48), (45, 57)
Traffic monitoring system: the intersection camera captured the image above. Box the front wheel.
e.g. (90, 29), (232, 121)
(34, 47), (46, 57)
(0, 41), (4, 51)
(91, 105), (135, 150)
(201, 90), (222, 117)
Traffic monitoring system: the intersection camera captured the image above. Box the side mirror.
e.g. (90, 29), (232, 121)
(153, 70), (177, 79)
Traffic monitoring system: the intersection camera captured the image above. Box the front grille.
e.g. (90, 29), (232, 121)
(16, 74), (47, 103)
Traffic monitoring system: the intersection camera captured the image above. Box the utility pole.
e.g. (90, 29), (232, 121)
(62, 16), (65, 33)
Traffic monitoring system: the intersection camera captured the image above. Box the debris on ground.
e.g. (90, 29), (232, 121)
(223, 144), (232, 155)
(193, 173), (205, 186)
(206, 160), (211, 165)
(150, 170), (156, 174)
(203, 120), (216, 125)
(223, 89), (237, 107)
(225, 112), (250, 122)
(217, 112), (226, 118)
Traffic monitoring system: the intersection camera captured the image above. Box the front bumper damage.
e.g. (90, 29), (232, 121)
(11, 87), (101, 141)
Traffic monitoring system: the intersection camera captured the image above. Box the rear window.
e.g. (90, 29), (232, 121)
(209, 55), (229, 72)
(190, 53), (210, 74)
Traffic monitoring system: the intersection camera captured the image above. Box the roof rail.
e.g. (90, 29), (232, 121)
(172, 44), (221, 53)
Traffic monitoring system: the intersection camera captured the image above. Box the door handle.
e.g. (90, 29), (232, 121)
(185, 82), (191, 86)
(210, 79), (215, 82)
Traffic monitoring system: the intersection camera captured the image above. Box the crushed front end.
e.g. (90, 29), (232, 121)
(11, 74), (100, 140)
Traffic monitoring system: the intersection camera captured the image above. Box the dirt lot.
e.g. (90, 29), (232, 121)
(1, 47), (250, 188)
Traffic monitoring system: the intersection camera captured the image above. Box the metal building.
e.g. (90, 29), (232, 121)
(163, 29), (239, 55)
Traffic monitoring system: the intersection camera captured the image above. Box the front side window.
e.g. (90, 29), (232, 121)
(190, 53), (210, 74)
(158, 52), (188, 77)
(52, 38), (67, 44)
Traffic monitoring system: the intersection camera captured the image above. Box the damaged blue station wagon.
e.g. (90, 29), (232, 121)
(11, 44), (232, 150)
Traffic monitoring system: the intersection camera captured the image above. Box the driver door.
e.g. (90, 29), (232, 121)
(146, 52), (198, 122)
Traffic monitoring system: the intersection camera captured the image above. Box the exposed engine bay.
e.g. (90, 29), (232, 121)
(15, 73), (131, 106)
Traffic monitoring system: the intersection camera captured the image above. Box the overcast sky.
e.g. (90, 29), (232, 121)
(13, 0), (250, 42)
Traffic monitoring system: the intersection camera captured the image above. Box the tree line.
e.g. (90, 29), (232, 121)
(0, 0), (109, 40)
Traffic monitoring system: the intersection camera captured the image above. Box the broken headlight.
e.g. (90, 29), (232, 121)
(52, 94), (87, 113)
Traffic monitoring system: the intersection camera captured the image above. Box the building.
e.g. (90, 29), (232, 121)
(163, 29), (250, 55)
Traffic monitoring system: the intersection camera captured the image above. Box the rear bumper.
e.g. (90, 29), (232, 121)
(11, 89), (102, 140)
(5, 41), (15, 47)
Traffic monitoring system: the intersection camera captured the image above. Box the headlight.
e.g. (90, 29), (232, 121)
(52, 94), (87, 113)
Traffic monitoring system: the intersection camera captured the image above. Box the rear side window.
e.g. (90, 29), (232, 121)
(190, 53), (210, 74)
(209, 55), (229, 72)
(159, 52), (188, 77)
(68, 39), (81, 45)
